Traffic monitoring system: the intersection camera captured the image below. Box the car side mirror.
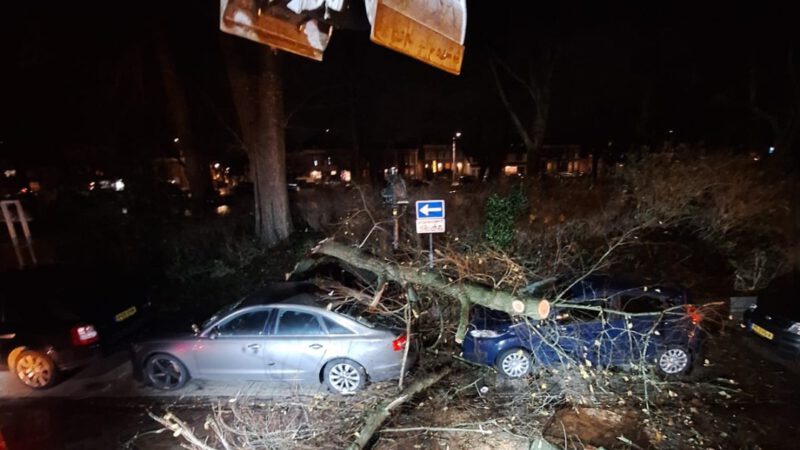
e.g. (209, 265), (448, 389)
(191, 323), (200, 334)
(208, 327), (220, 340)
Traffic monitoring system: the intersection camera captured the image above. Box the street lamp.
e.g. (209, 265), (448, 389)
(452, 131), (461, 185)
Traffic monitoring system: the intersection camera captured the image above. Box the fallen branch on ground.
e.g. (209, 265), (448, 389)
(346, 366), (454, 450)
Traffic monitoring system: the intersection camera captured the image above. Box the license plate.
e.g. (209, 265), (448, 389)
(115, 306), (137, 322)
(751, 323), (774, 340)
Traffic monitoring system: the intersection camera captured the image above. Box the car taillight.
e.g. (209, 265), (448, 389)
(71, 325), (99, 346)
(686, 305), (702, 325)
(392, 334), (408, 352)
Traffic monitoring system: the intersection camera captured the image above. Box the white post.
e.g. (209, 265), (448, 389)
(1, 200), (37, 268)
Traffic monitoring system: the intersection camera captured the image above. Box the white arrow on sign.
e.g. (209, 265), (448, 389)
(419, 204), (443, 216)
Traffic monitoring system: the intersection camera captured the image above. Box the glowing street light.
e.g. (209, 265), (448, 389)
(173, 137), (180, 143)
(452, 131), (462, 184)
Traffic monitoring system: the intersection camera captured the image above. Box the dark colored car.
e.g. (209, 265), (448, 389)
(462, 275), (704, 378)
(743, 272), (800, 355)
(0, 266), (152, 388)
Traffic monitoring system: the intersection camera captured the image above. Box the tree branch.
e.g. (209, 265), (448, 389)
(305, 239), (551, 342)
(490, 59), (535, 150)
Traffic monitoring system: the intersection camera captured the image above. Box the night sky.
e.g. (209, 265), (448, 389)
(1, 1), (796, 170)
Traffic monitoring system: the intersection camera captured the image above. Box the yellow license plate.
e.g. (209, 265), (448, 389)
(751, 323), (774, 340)
(115, 306), (137, 322)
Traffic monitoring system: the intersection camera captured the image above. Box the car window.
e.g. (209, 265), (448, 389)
(275, 310), (324, 336)
(555, 300), (605, 324)
(202, 300), (244, 330)
(619, 295), (671, 313)
(332, 302), (404, 330)
(323, 317), (353, 335)
(0, 298), (79, 323)
(217, 310), (271, 336)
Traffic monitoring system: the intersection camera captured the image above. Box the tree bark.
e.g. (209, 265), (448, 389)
(222, 37), (292, 246)
(306, 239), (551, 342)
(252, 49), (292, 245)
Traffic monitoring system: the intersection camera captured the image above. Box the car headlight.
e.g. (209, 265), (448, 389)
(469, 329), (501, 338)
(788, 323), (800, 335)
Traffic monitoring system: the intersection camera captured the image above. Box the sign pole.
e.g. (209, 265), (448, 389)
(415, 199), (445, 269)
(428, 233), (434, 268)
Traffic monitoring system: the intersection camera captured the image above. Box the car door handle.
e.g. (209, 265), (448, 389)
(247, 343), (261, 349)
(309, 344), (323, 349)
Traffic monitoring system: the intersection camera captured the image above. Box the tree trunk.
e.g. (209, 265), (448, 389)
(527, 112), (547, 178)
(303, 239), (551, 342)
(252, 49), (292, 245)
(222, 37), (292, 246)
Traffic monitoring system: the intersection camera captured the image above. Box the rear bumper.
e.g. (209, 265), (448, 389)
(50, 344), (102, 371)
(369, 350), (418, 382)
(745, 319), (800, 355)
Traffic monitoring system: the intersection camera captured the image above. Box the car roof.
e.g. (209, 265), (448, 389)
(527, 273), (685, 303)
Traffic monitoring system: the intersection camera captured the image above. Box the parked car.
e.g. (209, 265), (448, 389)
(0, 265), (152, 389)
(462, 275), (704, 378)
(131, 282), (415, 394)
(743, 272), (800, 355)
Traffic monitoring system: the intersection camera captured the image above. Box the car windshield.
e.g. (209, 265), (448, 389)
(201, 300), (243, 330)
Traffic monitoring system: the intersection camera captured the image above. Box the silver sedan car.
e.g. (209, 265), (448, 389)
(131, 286), (414, 394)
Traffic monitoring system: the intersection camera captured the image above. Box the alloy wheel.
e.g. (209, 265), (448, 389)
(501, 351), (531, 378)
(658, 348), (689, 374)
(16, 353), (53, 388)
(328, 363), (361, 393)
(147, 357), (184, 389)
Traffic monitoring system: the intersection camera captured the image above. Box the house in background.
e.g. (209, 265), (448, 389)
(286, 148), (354, 184)
(399, 145), (478, 180)
(499, 145), (597, 177)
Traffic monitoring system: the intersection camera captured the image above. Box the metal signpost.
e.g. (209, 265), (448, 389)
(415, 200), (445, 268)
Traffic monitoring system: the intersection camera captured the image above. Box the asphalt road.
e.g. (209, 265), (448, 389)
(0, 351), (331, 449)
(1, 328), (798, 449)
(0, 350), (327, 400)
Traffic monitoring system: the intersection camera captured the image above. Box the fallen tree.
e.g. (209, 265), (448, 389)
(296, 239), (551, 342)
(346, 366), (454, 450)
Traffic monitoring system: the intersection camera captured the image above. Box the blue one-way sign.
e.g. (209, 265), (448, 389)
(415, 200), (445, 219)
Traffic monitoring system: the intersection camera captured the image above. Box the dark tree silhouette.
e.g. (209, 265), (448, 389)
(223, 38), (292, 246)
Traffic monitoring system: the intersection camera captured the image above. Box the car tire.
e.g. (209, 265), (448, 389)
(323, 358), (366, 394)
(144, 353), (189, 390)
(655, 347), (691, 377)
(14, 350), (58, 389)
(496, 348), (532, 378)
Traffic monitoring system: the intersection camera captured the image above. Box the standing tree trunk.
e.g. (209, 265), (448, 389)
(252, 49), (292, 244)
(490, 45), (555, 182)
(223, 37), (292, 246)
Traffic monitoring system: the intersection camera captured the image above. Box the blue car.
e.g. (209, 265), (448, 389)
(462, 275), (704, 378)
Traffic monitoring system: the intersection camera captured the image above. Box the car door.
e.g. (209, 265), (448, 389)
(551, 301), (607, 366)
(618, 293), (670, 364)
(263, 309), (330, 382)
(0, 300), (16, 366)
(193, 308), (272, 381)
